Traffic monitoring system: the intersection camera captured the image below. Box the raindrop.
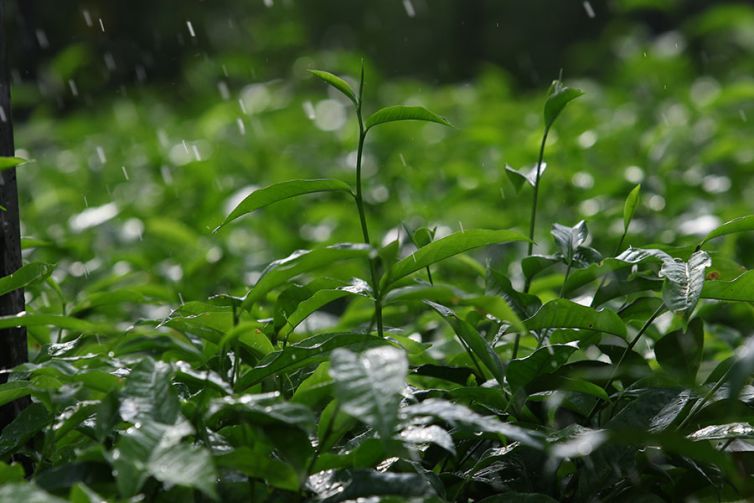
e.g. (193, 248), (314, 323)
(68, 79), (79, 97)
(402, 0), (416, 17)
(399, 153), (407, 166)
(104, 52), (116, 71)
(35, 29), (49, 49)
(263, 0), (273, 7)
(217, 81), (230, 100)
(178, 292), (185, 305)
(121, 166), (129, 180)
(82, 9), (93, 27)
(582, 1), (595, 18)
(302, 100), (315, 119)
(98, 18), (105, 32)
(0, 106), (6, 123)
(186, 21), (196, 38)
(192, 144), (201, 161)
(236, 117), (246, 135)
(459, 221), (464, 233)
(96, 146), (106, 163)
(740, 110), (748, 122)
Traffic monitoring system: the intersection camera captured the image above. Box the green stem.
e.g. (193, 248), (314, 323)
(355, 94), (384, 338)
(588, 303), (664, 422)
(591, 229), (628, 307)
(559, 259), (573, 299)
(524, 126), (550, 293)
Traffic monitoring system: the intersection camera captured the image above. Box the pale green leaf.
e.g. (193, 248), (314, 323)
(701, 215), (754, 246)
(309, 69), (357, 105)
(524, 299), (627, 337)
(623, 184), (641, 232)
(544, 81), (584, 130)
(365, 105), (452, 131)
(659, 250), (711, 312)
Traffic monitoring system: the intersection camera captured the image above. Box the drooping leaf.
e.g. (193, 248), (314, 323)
(654, 317), (704, 382)
(524, 299), (627, 337)
(461, 295), (527, 335)
(727, 337), (754, 401)
(426, 301), (506, 386)
(399, 425), (456, 454)
(504, 163), (547, 192)
(365, 105), (452, 131)
(242, 243), (372, 309)
(207, 392), (315, 431)
(659, 250), (711, 313)
(236, 332), (386, 390)
(702, 270), (754, 302)
(623, 184), (641, 232)
(112, 419), (217, 499)
(0, 157), (27, 171)
(308, 69), (358, 105)
(386, 229), (527, 286)
(544, 81), (584, 130)
(215, 446), (300, 491)
(329, 346), (408, 439)
(701, 215), (754, 246)
(0, 312), (113, 334)
(215, 179), (352, 232)
(507, 345), (577, 389)
(119, 357), (180, 425)
(0, 263), (54, 297)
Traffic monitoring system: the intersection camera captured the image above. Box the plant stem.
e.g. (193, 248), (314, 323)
(559, 259), (573, 298)
(588, 303), (664, 422)
(591, 229), (628, 307)
(524, 126), (550, 293)
(355, 91), (384, 338)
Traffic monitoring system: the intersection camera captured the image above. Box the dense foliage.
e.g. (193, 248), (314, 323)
(2, 5), (754, 501)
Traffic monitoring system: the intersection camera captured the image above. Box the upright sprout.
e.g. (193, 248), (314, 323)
(524, 80), (583, 293)
(309, 63), (452, 337)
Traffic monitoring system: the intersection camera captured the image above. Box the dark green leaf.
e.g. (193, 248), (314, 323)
(365, 105), (452, 131)
(0, 381), (31, 407)
(727, 337), (754, 401)
(330, 346), (408, 439)
(0, 263), (54, 297)
(655, 317), (704, 382)
(525, 299), (627, 337)
(207, 393), (315, 431)
(544, 81), (584, 129)
(314, 470), (437, 503)
(702, 270), (754, 302)
(426, 301), (506, 387)
(0, 403), (50, 457)
(507, 345), (576, 389)
(119, 357), (180, 425)
(308, 69), (357, 105)
(386, 229), (528, 286)
(215, 179), (352, 232)
(215, 446), (300, 491)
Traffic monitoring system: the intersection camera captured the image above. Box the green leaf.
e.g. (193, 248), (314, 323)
(654, 317), (704, 382)
(329, 346), (408, 439)
(112, 419), (217, 499)
(311, 470), (437, 502)
(507, 345), (577, 389)
(278, 279), (372, 340)
(386, 229), (527, 286)
(0, 312), (113, 334)
(214, 179), (353, 232)
(0, 403), (50, 457)
(461, 295), (527, 335)
(119, 357), (180, 425)
(0, 484), (65, 503)
(215, 446), (300, 491)
(702, 270), (754, 301)
(623, 184), (641, 232)
(524, 299), (627, 337)
(0, 381), (31, 407)
(552, 220), (588, 262)
(479, 494), (559, 503)
(0, 263), (54, 297)
(659, 250), (711, 313)
(426, 301), (506, 387)
(701, 215), (754, 246)
(0, 461), (24, 484)
(236, 332), (386, 390)
(544, 81), (584, 130)
(0, 157), (27, 171)
(687, 422), (754, 441)
(207, 393), (315, 431)
(365, 105), (452, 131)
(399, 424), (455, 454)
(242, 243), (372, 309)
(727, 337), (754, 401)
(308, 69), (357, 105)
(403, 398), (543, 447)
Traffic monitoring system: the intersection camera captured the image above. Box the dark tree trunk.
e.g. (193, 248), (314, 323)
(0, 0), (29, 430)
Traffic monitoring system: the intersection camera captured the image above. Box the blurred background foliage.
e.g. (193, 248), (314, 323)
(5, 0), (754, 340)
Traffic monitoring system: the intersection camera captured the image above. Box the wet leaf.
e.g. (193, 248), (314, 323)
(525, 299), (627, 337)
(309, 69), (358, 105)
(365, 105), (452, 131)
(659, 250), (711, 313)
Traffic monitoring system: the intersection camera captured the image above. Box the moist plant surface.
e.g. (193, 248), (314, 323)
(3, 20), (754, 502)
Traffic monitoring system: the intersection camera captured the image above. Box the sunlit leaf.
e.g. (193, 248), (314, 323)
(330, 346), (408, 439)
(524, 299), (627, 337)
(215, 179), (353, 232)
(365, 105), (452, 131)
(544, 81), (583, 130)
(659, 250), (711, 313)
(701, 215), (754, 246)
(386, 229), (527, 286)
(623, 184), (641, 232)
(242, 243), (372, 309)
(309, 69), (357, 105)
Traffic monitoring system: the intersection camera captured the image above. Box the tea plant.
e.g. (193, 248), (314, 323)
(2, 64), (754, 503)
